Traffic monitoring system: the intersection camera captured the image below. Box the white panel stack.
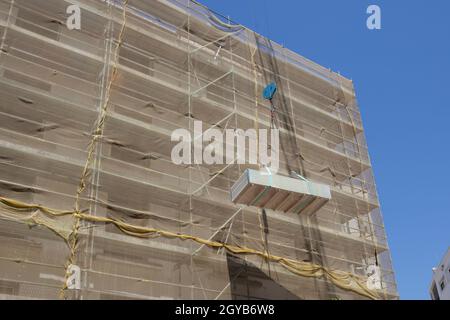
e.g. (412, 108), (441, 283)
(231, 169), (331, 215)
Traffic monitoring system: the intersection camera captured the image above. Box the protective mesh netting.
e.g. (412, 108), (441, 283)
(0, 0), (397, 299)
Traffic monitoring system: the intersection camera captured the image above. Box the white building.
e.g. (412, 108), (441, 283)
(430, 248), (450, 300)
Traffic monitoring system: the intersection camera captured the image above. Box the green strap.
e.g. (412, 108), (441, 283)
(250, 186), (271, 206)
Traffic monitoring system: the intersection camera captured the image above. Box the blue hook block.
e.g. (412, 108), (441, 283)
(263, 82), (277, 100)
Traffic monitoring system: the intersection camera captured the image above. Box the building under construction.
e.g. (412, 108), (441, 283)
(0, 0), (398, 299)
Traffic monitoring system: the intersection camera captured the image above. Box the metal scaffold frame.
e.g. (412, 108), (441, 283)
(0, 0), (397, 300)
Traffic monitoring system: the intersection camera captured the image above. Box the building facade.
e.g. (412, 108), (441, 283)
(0, 0), (398, 299)
(430, 248), (450, 300)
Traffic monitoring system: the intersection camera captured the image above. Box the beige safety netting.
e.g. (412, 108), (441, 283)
(0, 196), (380, 300)
(0, 0), (397, 300)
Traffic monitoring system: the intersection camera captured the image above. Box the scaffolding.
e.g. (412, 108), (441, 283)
(0, 0), (398, 299)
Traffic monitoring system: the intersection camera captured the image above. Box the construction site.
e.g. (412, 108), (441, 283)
(0, 0), (398, 300)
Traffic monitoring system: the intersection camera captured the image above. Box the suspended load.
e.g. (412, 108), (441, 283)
(230, 169), (331, 215)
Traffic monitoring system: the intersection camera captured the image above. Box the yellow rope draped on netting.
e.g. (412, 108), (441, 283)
(59, 0), (130, 299)
(0, 196), (379, 300)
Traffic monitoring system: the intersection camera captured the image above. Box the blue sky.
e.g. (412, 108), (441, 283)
(198, 0), (450, 299)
